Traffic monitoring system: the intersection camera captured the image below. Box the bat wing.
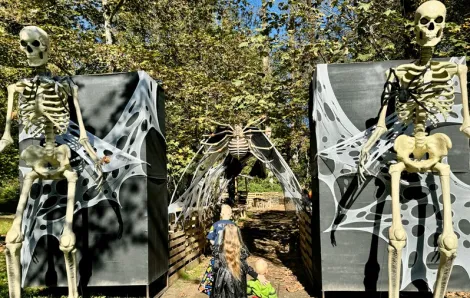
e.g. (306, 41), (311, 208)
(169, 138), (230, 223)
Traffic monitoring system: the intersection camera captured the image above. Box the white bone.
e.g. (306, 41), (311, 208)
(19, 26), (49, 67)
(414, 0), (446, 47)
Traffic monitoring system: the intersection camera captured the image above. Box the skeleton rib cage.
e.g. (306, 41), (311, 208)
(17, 76), (71, 137)
(389, 63), (456, 126)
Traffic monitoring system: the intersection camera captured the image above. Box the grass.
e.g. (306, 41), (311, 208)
(0, 217), (13, 235)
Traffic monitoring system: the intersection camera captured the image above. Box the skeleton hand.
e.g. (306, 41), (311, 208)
(0, 137), (13, 153)
(94, 159), (104, 191)
(358, 126), (387, 183)
(79, 138), (104, 190)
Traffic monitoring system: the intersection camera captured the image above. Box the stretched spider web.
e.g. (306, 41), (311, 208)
(169, 130), (304, 223)
(315, 57), (470, 290)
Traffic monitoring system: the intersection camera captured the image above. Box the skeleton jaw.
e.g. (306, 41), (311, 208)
(26, 53), (48, 67)
(418, 33), (442, 47)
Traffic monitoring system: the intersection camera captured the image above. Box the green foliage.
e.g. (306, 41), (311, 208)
(0, 179), (19, 212)
(237, 176), (283, 193)
(0, 217), (12, 235)
(0, 0), (468, 206)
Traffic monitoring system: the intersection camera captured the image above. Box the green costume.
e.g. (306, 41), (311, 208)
(247, 280), (277, 298)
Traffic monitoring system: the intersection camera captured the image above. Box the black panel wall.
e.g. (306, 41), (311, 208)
(21, 72), (168, 297)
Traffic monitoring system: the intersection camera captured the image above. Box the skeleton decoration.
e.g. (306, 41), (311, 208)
(358, 2), (469, 297)
(1, 26), (103, 298)
(169, 117), (304, 222)
(201, 117), (274, 160)
(20, 71), (161, 288)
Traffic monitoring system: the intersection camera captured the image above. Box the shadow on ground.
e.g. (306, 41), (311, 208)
(240, 210), (315, 297)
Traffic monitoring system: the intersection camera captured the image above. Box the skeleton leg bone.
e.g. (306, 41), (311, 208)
(433, 162), (457, 298)
(5, 171), (39, 298)
(60, 170), (79, 298)
(250, 143), (274, 150)
(388, 162), (406, 298)
(201, 135), (230, 147)
(244, 115), (267, 129)
(202, 130), (232, 137)
(208, 119), (234, 130)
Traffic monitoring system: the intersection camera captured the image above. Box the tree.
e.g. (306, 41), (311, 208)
(0, 0), (468, 207)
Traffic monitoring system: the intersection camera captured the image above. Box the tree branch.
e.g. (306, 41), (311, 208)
(110, 0), (126, 22)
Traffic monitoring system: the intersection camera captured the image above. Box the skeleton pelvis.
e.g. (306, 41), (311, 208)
(21, 144), (72, 179)
(394, 133), (452, 172)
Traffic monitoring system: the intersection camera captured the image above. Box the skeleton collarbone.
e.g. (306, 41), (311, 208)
(16, 77), (70, 137)
(393, 61), (456, 172)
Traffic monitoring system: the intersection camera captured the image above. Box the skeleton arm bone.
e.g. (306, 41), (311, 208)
(0, 84), (19, 152)
(457, 65), (470, 138)
(358, 105), (388, 179)
(358, 70), (394, 180)
(72, 85), (104, 189)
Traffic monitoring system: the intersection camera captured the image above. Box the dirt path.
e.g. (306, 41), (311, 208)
(163, 210), (314, 298)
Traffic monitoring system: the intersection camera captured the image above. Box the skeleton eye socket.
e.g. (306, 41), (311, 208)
(20, 40), (27, 47)
(32, 40), (40, 47)
(420, 17), (430, 25)
(435, 16), (444, 23)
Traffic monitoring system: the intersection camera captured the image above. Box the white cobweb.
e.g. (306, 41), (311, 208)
(169, 131), (305, 224)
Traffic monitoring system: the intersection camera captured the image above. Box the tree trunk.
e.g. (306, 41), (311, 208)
(102, 0), (125, 45)
(288, 2), (297, 80)
(102, 0), (114, 44)
(261, 0), (271, 76)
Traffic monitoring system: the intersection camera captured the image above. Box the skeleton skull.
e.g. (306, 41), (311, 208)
(414, 0), (446, 47)
(19, 26), (50, 67)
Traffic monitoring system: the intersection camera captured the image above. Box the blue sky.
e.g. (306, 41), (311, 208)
(248, 0), (285, 13)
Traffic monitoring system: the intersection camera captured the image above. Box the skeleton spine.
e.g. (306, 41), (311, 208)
(44, 122), (55, 156)
(414, 47), (433, 149)
(419, 46), (433, 65)
(414, 108), (427, 149)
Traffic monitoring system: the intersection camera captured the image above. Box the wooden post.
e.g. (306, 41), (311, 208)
(245, 176), (248, 194)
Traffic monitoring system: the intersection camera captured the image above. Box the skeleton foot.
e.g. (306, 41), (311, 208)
(388, 225), (407, 298)
(60, 231), (78, 298)
(5, 225), (23, 298)
(433, 233), (458, 298)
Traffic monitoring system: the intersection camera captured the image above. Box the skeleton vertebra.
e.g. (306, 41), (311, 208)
(1, 26), (103, 298)
(359, 1), (470, 297)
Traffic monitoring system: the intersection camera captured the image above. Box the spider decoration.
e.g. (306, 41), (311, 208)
(201, 116), (274, 160)
(380, 64), (444, 119)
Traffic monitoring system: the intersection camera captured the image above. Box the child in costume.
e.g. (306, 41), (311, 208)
(211, 224), (266, 298)
(247, 259), (277, 298)
(198, 204), (235, 295)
